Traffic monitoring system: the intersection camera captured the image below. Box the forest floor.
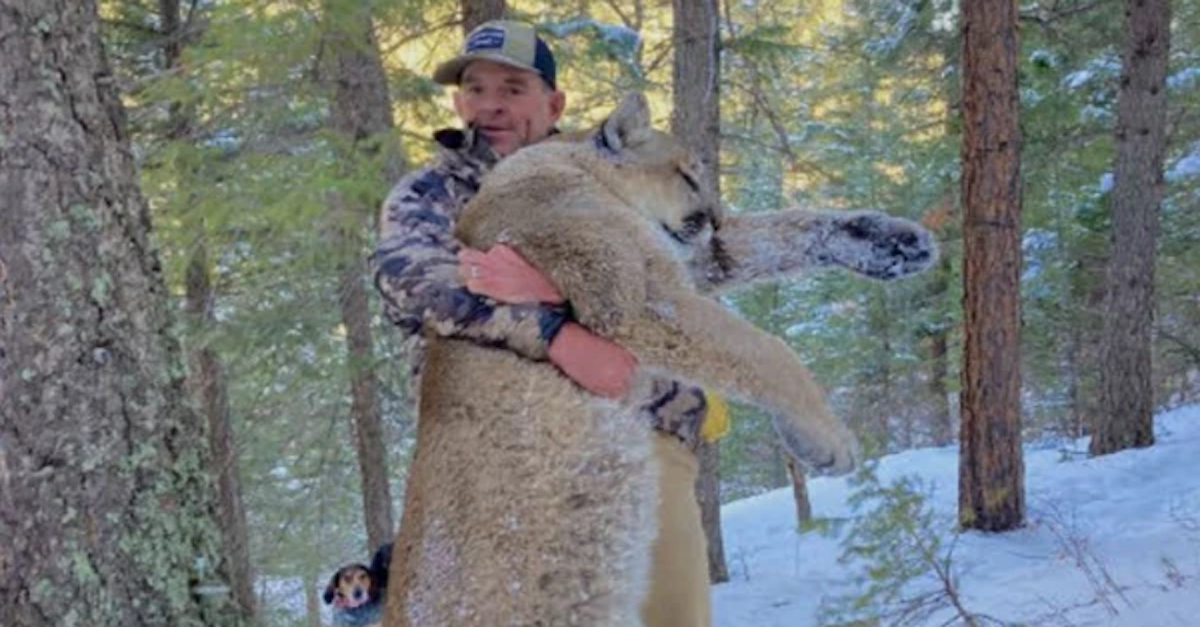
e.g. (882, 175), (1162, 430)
(715, 404), (1200, 627)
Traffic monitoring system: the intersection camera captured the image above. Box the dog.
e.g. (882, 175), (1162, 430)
(324, 543), (391, 627)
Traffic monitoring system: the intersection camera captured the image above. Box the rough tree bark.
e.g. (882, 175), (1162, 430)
(0, 1), (237, 624)
(1091, 0), (1170, 456)
(322, 0), (403, 553)
(958, 0), (1026, 532)
(671, 0), (729, 584)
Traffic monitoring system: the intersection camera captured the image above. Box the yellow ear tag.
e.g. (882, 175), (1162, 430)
(700, 390), (731, 443)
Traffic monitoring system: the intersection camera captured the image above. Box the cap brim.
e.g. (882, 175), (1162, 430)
(432, 52), (542, 85)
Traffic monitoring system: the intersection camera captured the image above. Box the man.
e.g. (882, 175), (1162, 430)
(373, 20), (723, 627)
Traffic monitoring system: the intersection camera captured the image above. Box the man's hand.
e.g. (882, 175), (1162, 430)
(460, 246), (634, 397)
(548, 322), (637, 399)
(458, 245), (564, 305)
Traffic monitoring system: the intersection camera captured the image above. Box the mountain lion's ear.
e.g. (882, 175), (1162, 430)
(601, 92), (651, 151)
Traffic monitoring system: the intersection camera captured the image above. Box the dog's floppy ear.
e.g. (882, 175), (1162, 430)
(322, 570), (340, 605)
(369, 542), (394, 593)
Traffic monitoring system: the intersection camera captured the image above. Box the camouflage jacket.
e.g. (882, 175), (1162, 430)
(372, 128), (708, 448)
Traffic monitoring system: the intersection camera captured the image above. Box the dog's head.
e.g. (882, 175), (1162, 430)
(322, 563), (377, 610)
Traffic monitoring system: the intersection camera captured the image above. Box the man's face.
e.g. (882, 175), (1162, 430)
(453, 60), (566, 157)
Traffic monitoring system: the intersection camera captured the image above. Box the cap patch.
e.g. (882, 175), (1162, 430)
(466, 27), (506, 53)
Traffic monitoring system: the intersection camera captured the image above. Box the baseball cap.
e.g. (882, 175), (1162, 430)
(432, 20), (557, 90)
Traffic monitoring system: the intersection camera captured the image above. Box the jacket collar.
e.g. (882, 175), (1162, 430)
(432, 126), (500, 169)
(430, 125), (567, 167)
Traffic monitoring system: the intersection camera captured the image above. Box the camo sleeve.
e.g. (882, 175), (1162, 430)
(373, 167), (568, 360)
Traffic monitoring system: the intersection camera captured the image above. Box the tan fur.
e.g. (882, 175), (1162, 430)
(388, 341), (657, 627)
(386, 93), (931, 626)
(456, 94), (858, 471)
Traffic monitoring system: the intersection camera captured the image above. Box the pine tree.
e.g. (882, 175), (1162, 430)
(321, 0), (404, 553)
(0, 1), (238, 624)
(958, 0), (1026, 532)
(150, 0), (258, 616)
(671, 0), (729, 584)
(1091, 0), (1171, 456)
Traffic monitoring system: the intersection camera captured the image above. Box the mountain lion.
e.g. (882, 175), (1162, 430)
(386, 93), (936, 627)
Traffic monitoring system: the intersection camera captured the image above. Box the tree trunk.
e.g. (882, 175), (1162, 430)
(1091, 0), (1169, 456)
(769, 426), (789, 489)
(463, 0), (507, 32)
(928, 254), (954, 447)
(159, 0), (258, 618)
(323, 0), (401, 553)
(1069, 248), (1107, 438)
(693, 443), (729, 582)
(785, 456), (813, 527)
(0, 1), (236, 625)
(958, 0), (1025, 532)
(671, 0), (728, 584)
(862, 290), (893, 449)
(305, 571), (323, 627)
(185, 244), (257, 621)
(339, 264), (394, 553)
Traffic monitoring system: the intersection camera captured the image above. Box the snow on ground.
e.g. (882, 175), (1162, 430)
(715, 404), (1200, 627)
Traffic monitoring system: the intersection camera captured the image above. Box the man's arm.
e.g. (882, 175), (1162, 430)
(456, 244), (638, 399)
(462, 245), (715, 442)
(373, 168), (568, 360)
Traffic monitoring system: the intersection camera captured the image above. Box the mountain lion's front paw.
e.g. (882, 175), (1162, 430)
(833, 211), (937, 280)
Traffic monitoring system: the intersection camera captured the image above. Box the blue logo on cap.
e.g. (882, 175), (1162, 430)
(466, 27), (506, 53)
